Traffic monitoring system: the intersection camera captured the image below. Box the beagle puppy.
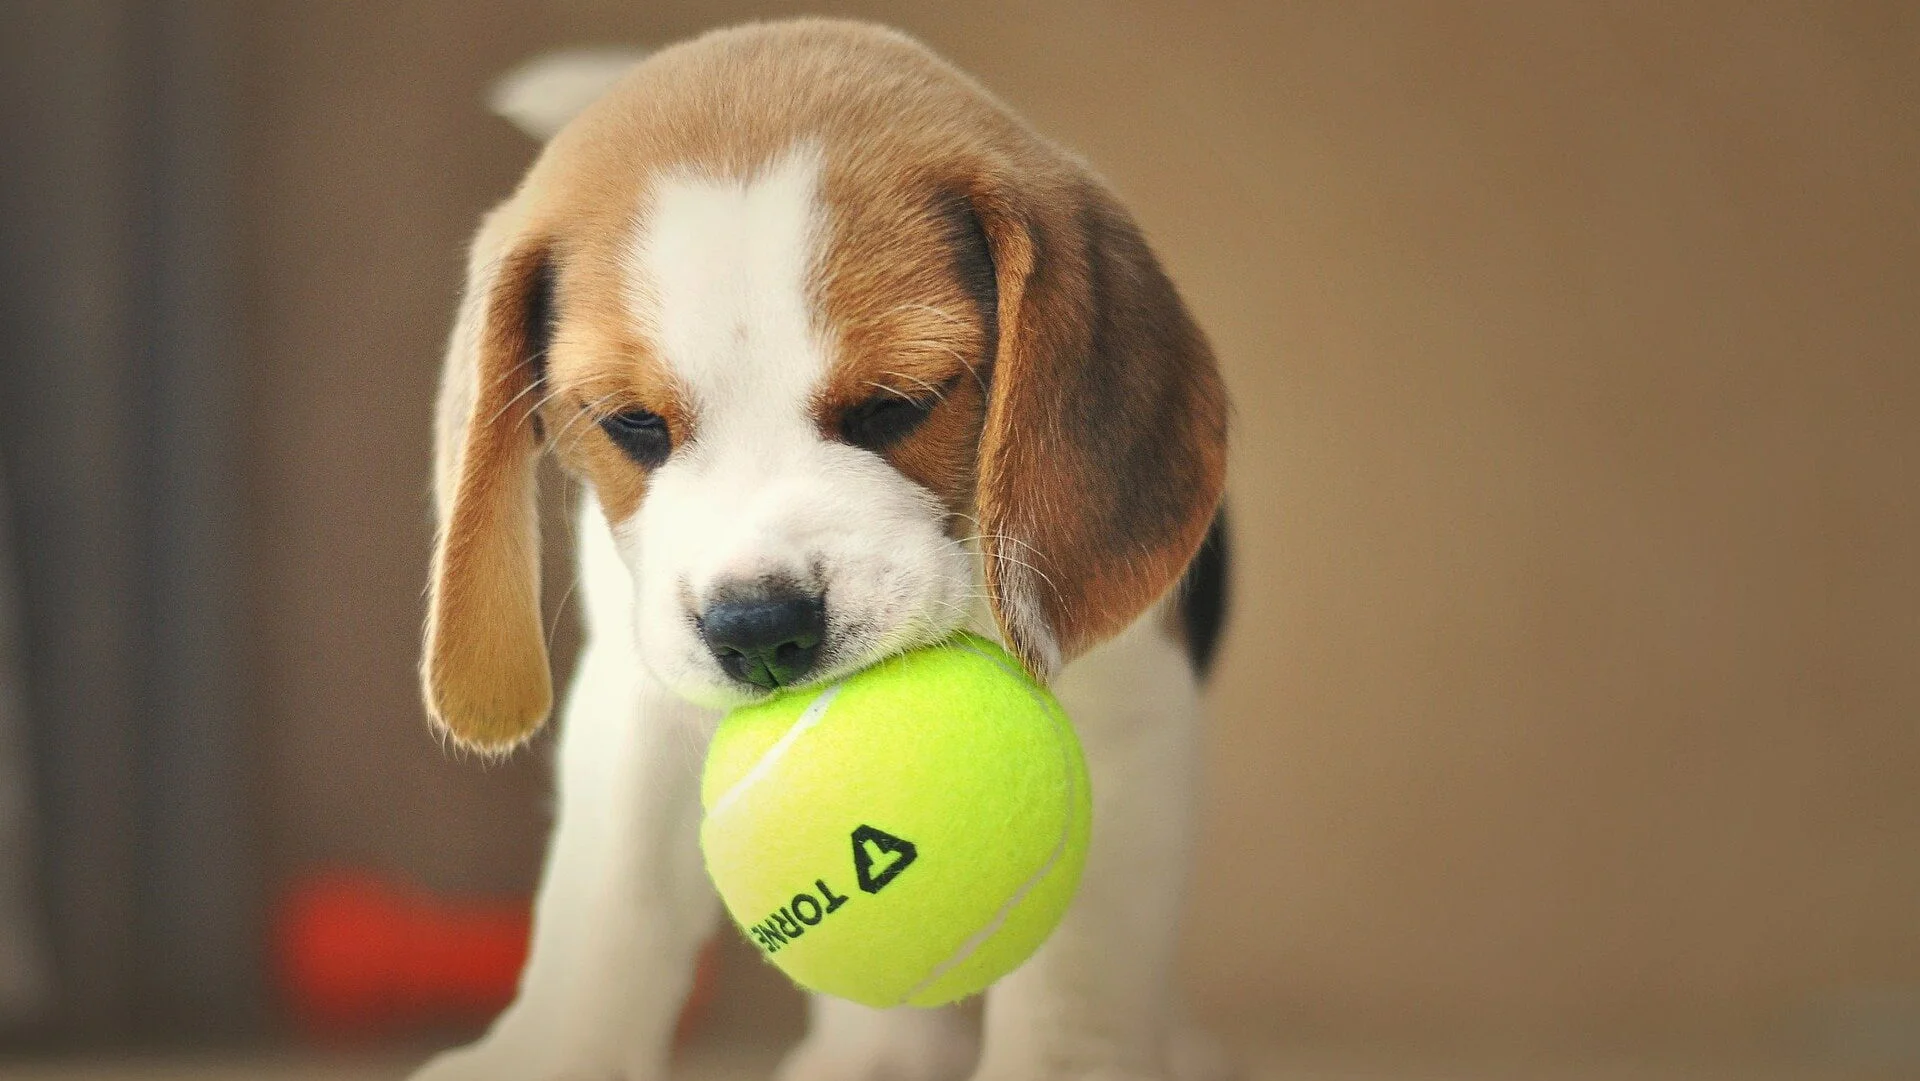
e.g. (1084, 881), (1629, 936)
(415, 20), (1229, 1081)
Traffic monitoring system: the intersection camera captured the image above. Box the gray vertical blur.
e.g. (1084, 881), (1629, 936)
(0, 0), (256, 1044)
(0, 466), (50, 1026)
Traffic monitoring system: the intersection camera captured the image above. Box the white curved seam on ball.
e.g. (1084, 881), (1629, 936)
(897, 642), (1079, 1006)
(706, 681), (845, 822)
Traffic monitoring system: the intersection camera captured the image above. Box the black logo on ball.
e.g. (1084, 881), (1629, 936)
(742, 824), (919, 956)
(851, 824), (917, 894)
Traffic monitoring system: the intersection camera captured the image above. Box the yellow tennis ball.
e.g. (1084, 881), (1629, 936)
(699, 632), (1091, 1008)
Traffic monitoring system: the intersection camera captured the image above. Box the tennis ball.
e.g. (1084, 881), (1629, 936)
(699, 632), (1091, 1008)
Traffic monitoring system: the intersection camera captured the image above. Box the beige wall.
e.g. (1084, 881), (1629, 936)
(243, 0), (1920, 1052)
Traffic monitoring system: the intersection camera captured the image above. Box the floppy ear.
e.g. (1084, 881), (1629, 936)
(969, 175), (1228, 678)
(422, 208), (555, 750)
(488, 47), (649, 142)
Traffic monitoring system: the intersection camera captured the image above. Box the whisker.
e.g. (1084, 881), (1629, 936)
(862, 381), (917, 402)
(548, 390), (625, 453)
(882, 302), (971, 329)
(546, 572), (581, 656)
(892, 339), (977, 376)
(949, 518), (1062, 600)
(517, 386), (573, 425)
(485, 349), (541, 390)
(876, 370), (947, 402)
(482, 351), (555, 426)
(984, 551), (1061, 599)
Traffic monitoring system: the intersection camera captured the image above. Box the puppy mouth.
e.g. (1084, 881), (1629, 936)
(696, 610), (955, 704)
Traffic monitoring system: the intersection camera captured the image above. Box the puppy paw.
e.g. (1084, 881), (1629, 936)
(970, 1071), (1165, 1081)
(408, 1035), (630, 1081)
(1169, 1029), (1239, 1081)
(969, 1033), (1236, 1081)
(777, 1019), (978, 1081)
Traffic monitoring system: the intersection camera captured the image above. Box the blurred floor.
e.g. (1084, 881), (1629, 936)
(0, 1045), (1905, 1081)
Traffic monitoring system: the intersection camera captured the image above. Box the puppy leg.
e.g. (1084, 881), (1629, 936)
(413, 507), (718, 1081)
(777, 997), (978, 1081)
(972, 621), (1209, 1081)
(1169, 1027), (1239, 1081)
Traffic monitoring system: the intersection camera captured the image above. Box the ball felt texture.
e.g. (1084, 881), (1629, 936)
(699, 632), (1091, 1008)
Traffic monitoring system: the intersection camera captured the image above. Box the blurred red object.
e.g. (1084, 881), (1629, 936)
(275, 871), (529, 1037)
(275, 870), (716, 1040)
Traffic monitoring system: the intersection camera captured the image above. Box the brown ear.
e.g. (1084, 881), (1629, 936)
(970, 175), (1228, 677)
(422, 219), (555, 750)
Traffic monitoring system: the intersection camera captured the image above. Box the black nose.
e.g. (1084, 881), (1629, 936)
(698, 590), (826, 690)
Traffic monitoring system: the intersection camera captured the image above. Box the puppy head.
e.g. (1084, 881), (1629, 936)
(423, 21), (1226, 749)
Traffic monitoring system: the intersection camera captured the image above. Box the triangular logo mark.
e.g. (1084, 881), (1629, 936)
(851, 824), (917, 894)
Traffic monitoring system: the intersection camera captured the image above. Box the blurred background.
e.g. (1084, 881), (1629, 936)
(1, 1), (1916, 1077)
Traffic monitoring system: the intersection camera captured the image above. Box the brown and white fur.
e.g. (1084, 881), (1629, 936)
(415, 20), (1230, 1081)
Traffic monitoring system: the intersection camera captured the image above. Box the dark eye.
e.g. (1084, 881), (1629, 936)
(841, 392), (937, 451)
(599, 408), (671, 468)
